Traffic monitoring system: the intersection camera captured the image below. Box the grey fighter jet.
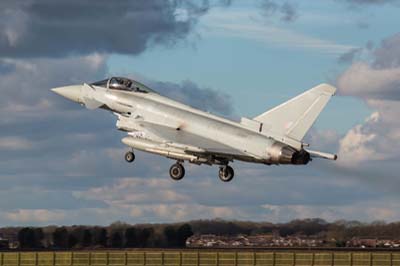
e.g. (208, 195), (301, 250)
(52, 77), (337, 182)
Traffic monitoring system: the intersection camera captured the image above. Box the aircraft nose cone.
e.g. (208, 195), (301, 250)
(51, 85), (82, 103)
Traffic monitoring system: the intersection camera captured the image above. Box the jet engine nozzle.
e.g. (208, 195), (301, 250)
(268, 142), (310, 165)
(291, 149), (311, 165)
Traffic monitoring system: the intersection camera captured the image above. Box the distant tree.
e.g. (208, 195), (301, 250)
(34, 228), (44, 248)
(53, 227), (68, 248)
(67, 232), (79, 249)
(176, 224), (193, 247)
(137, 227), (153, 248)
(279, 227), (296, 237)
(18, 227), (43, 249)
(148, 232), (163, 248)
(82, 229), (92, 247)
(18, 228), (35, 248)
(164, 226), (177, 247)
(110, 231), (123, 248)
(336, 240), (346, 247)
(68, 227), (85, 248)
(93, 228), (107, 247)
(125, 227), (137, 248)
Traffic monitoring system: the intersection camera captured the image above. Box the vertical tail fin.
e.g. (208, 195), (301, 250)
(253, 83), (336, 141)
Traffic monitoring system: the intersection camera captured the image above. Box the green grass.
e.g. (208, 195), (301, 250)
(1, 250), (399, 266)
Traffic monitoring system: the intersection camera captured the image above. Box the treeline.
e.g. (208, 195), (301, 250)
(4, 218), (400, 249)
(191, 219), (400, 238)
(15, 223), (193, 249)
(189, 218), (330, 237)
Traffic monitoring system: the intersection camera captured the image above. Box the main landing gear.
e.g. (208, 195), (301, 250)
(169, 162), (185, 181)
(125, 151), (135, 163)
(168, 163), (234, 182)
(125, 151), (234, 182)
(218, 165), (234, 182)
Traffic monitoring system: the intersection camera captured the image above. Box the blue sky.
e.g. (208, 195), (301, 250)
(0, 0), (400, 226)
(108, 0), (393, 132)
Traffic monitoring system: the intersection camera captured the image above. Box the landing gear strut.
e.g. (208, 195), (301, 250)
(169, 162), (185, 181)
(218, 165), (234, 182)
(124, 151), (135, 163)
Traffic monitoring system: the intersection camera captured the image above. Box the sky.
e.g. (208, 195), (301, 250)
(0, 0), (400, 226)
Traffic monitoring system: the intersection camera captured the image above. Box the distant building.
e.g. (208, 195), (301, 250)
(186, 234), (325, 248)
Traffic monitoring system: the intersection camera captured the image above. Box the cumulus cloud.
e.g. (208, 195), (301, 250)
(0, 55), (108, 113)
(152, 80), (234, 116)
(336, 33), (400, 165)
(337, 34), (400, 94)
(337, 62), (400, 100)
(67, 172), (384, 224)
(5, 209), (67, 223)
(339, 112), (382, 163)
(0, 0), (212, 58)
(0, 0), (238, 226)
(261, 200), (400, 222)
(337, 34), (400, 100)
(338, 100), (400, 165)
(0, 57), (237, 226)
(0, 137), (33, 150)
(372, 33), (400, 68)
(337, 47), (363, 64)
(260, 0), (298, 22)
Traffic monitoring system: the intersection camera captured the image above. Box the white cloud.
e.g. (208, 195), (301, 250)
(337, 100), (400, 166)
(337, 62), (400, 99)
(261, 200), (400, 222)
(0, 137), (33, 150)
(201, 8), (355, 55)
(338, 112), (381, 164)
(336, 33), (400, 167)
(5, 209), (66, 223)
(74, 178), (189, 206)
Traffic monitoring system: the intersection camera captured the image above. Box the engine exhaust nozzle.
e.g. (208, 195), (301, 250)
(268, 142), (310, 165)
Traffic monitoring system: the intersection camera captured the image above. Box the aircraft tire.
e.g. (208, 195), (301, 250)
(169, 163), (185, 180)
(218, 165), (234, 182)
(125, 151), (135, 163)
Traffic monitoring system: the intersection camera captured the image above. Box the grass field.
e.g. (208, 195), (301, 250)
(1, 250), (400, 266)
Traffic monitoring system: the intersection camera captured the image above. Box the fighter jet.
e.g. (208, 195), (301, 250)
(52, 77), (337, 182)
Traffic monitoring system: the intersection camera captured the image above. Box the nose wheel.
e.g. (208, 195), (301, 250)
(218, 165), (234, 182)
(125, 151), (135, 163)
(169, 163), (185, 181)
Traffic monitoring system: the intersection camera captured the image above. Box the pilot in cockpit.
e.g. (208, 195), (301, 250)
(91, 77), (155, 94)
(109, 77), (132, 91)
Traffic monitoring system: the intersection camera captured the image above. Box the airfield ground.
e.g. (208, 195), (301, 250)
(1, 249), (400, 266)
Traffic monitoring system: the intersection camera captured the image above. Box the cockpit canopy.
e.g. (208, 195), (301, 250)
(91, 77), (156, 94)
